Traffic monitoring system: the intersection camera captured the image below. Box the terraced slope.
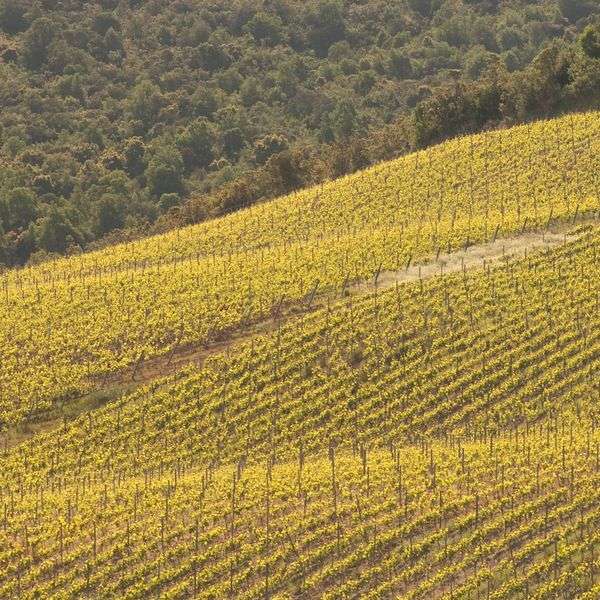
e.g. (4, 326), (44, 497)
(0, 227), (598, 598)
(1, 112), (600, 426)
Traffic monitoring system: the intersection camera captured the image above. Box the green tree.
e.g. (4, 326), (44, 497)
(244, 12), (286, 46)
(580, 25), (600, 60)
(328, 41), (352, 62)
(330, 100), (358, 140)
(354, 71), (376, 94)
(92, 193), (125, 236)
(92, 11), (120, 35)
(36, 206), (82, 254)
(104, 27), (124, 53)
(22, 17), (57, 70)
(559, 0), (594, 23)
(413, 85), (474, 147)
(254, 134), (288, 165)
(127, 81), (164, 129)
(100, 149), (125, 171)
(221, 127), (245, 160)
(388, 50), (413, 79)
(307, 1), (346, 58)
(0, 225), (9, 265)
(517, 45), (570, 116)
(146, 146), (184, 197)
(159, 192), (181, 212)
(189, 88), (218, 118)
(0, 0), (27, 34)
(5, 187), (37, 230)
(123, 137), (146, 177)
(13, 226), (36, 264)
(195, 43), (231, 72)
(176, 118), (215, 170)
(408, 0), (432, 18)
(240, 77), (262, 107)
(264, 150), (304, 192)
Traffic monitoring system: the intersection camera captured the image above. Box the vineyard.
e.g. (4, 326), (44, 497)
(3, 421), (600, 599)
(0, 112), (599, 597)
(1, 112), (599, 426)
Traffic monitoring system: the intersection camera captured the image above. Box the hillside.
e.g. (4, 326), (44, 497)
(2, 422), (600, 598)
(2, 0), (600, 265)
(0, 111), (599, 597)
(1, 110), (599, 428)
(0, 221), (599, 597)
(3, 225), (599, 476)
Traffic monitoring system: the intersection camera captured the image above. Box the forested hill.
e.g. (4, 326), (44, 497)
(1, 0), (600, 266)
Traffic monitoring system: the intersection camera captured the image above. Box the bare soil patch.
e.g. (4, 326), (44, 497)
(361, 229), (578, 291)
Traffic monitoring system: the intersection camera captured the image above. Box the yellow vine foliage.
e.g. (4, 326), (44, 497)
(1, 112), (599, 426)
(1, 228), (598, 483)
(1, 417), (599, 598)
(0, 201), (598, 595)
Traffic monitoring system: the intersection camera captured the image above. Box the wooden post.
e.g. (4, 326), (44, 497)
(131, 351), (145, 382)
(373, 263), (383, 288)
(340, 272), (350, 298)
(306, 280), (320, 310)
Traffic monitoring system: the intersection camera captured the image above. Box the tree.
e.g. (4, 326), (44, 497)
(559, 0), (593, 23)
(127, 81), (164, 129)
(36, 206), (82, 254)
(92, 11), (120, 35)
(92, 193), (125, 236)
(328, 41), (352, 62)
(194, 43), (231, 72)
(408, 0), (432, 18)
(243, 12), (286, 46)
(580, 25), (600, 60)
(517, 45), (570, 117)
(388, 50), (413, 79)
(100, 149), (125, 171)
(176, 118), (215, 170)
(104, 27), (124, 53)
(240, 77), (262, 107)
(465, 48), (496, 80)
(22, 17), (57, 70)
(5, 187), (38, 230)
(123, 137), (146, 177)
(0, 0), (27, 34)
(189, 88), (218, 118)
(13, 226), (35, 264)
(254, 134), (288, 165)
(330, 100), (358, 140)
(32, 174), (55, 196)
(328, 138), (370, 178)
(307, 1), (346, 58)
(264, 150), (304, 192)
(159, 192), (181, 212)
(354, 71), (376, 94)
(146, 146), (184, 197)
(413, 85), (474, 147)
(221, 127), (245, 160)
(0, 224), (9, 265)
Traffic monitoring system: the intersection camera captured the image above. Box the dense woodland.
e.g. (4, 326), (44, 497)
(0, 0), (599, 266)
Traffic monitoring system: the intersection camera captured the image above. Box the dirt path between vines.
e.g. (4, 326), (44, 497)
(6, 221), (595, 448)
(104, 227), (586, 388)
(356, 228), (578, 290)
